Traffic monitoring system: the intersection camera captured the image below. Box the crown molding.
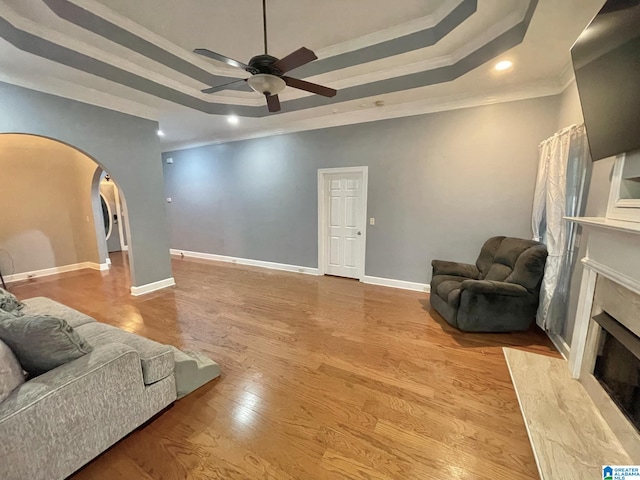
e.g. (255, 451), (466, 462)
(67, 0), (463, 68)
(163, 77), (566, 152)
(41, 0), (486, 105)
(0, 3), (258, 106)
(315, 0), (463, 58)
(5, 0), (534, 116)
(0, 71), (158, 120)
(274, 8), (526, 102)
(40, 0), (511, 107)
(64, 0), (246, 79)
(4, 0), (547, 126)
(559, 61), (576, 90)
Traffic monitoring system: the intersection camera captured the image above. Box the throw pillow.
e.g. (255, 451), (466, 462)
(0, 310), (93, 376)
(0, 339), (25, 403)
(0, 288), (24, 313)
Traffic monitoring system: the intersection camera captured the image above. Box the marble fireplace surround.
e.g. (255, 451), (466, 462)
(566, 216), (640, 459)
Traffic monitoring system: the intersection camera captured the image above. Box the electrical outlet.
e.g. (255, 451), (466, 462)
(166, 197), (172, 203)
(166, 157), (174, 164)
(369, 217), (375, 225)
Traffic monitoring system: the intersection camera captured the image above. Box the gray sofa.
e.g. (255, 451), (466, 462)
(0, 297), (220, 480)
(430, 236), (548, 332)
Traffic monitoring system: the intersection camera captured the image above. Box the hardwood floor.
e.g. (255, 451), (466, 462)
(10, 253), (558, 480)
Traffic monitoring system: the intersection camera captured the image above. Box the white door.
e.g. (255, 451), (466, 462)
(324, 173), (365, 279)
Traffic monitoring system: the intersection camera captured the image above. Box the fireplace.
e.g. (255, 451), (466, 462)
(592, 312), (640, 433)
(566, 203), (640, 463)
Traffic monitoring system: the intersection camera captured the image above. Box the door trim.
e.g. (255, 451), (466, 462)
(113, 186), (127, 251)
(100, 192), (113, 240)
(317, 166), (368, 280)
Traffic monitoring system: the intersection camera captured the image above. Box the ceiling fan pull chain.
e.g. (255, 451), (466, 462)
(263, 0), (268, 54)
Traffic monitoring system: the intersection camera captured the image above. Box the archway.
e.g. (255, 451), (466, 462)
(0, 81), (173, 293)
(0, 134), (135, 287)
(98, 172), (129, 254)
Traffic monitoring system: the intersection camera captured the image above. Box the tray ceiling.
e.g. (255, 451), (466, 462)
(0, 0), (605, 149)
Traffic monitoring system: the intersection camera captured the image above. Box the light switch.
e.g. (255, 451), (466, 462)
(166, 157), (174, 164)
(369, 217), (375, 225)
(166, 197), (172, 203)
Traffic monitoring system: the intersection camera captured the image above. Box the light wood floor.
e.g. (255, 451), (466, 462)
(10, 253), (558, 480)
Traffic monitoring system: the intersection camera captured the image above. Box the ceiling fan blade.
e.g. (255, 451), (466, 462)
(272, 47), (317, 73)
(282, 76), (336, 98)
(193, 48), (250, 71)
(201, 79), (247, 94)
(266, 94), (281, 112)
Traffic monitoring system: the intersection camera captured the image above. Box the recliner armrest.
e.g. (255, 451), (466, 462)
(459, 280), (528, 297)
(432, 260), (479, 279)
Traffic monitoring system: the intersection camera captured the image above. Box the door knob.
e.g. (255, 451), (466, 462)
(357, 231), (361, 235)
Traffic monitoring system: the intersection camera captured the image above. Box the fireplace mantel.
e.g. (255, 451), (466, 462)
(566, 215), (640, 299)
(565, 214), (640, 460)
(566, 216), (640, 235)
(566, 215), (640, 378)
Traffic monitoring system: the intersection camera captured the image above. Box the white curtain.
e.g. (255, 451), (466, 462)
(532, 124), (590, 332)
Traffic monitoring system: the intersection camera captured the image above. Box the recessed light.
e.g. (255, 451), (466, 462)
(494, 60), (513, 71)
(227, 115), (239, 125)
(374, 100), (385, 107)
(157, 129), (165, 137)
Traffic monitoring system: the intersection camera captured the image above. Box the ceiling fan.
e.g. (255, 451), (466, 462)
(194, 0), (337, 113)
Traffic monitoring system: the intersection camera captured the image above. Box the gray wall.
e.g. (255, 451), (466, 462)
(563, 159), (614, 345)
(559, 81), (615, 345)
(0, 134), (100, 274)
(556, 81), (585, 130)
(0, 82), (171, 287)
(164, 96), (559, 284)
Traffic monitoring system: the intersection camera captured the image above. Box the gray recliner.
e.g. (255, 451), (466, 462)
(430, 236), (548, 332)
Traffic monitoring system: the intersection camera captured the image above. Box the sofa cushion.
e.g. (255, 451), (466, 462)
(0, 339), (24, 403)
(476, 236), (505, 278)
(483, 263), (512, 282)
(0, 288), (24, 313)
(436, 280), (463, 301)
(447, 288), (462, 307)
(0, 311), (93, 376)
(431, 274), (468, 292)
(504, 244), (548, 291)
(21, 297), (96, 328)
(75, 323), (173, 385)
(494, 237), (540, 268)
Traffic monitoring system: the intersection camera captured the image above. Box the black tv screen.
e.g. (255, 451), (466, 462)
(571, 0), (640, 161)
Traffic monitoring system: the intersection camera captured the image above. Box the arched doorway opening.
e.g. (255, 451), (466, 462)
(0, 83), (174, 293)
(0, 133), (133, 286)
(99, 172), (128, 254)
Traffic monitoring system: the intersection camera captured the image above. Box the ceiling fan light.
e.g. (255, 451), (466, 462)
(247, 74), (286, 96)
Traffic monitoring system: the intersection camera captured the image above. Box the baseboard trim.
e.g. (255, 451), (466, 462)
(5, 262), (108, 283)
(170, 249), (320, 276)
(361, 275), (430, 293)
(547, 332), (570, 360)
(130, 277), (176, 296)
(171, 249), (431, 292)
(94, 262), (110, 271)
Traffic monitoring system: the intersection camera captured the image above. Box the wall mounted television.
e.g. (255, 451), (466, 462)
(571, 0), (640, 161)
